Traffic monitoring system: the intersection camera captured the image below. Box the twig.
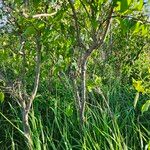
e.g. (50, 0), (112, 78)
(33, 12), (57, 18)
(112, 15), (150, 24)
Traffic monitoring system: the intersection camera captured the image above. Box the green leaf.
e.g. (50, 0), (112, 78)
(24, 26), (36, 36)
(94, 75), (102, 85)
(136, 0), (143, 11)
(91, 19), (98, 30)
(142, 100), (150, 113)
(113, 0), (120, 7)
(87, 85), (93, 92)
(0, 92), (5, 103)
(38, 23), (45, 30)
(141, 25), (148, 36)
(115, 0), (131, 13)
(119, 18), (132, 34)
(98, 0), (105, 5)
(65, 104), (73, 117)
(33, 0), (41, 6)
(132, 78), (145, 93)
(132, 21), (141, 34)
(120, 0), (129, 12)
(87, 80), (95, 92)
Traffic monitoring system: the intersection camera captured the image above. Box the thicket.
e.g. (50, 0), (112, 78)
(0, 0), (150, 149)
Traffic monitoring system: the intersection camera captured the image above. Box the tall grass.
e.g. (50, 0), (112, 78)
(0, 78), (150, 150)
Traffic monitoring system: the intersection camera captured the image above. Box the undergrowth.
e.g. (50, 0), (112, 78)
(0, 79), (150, 150)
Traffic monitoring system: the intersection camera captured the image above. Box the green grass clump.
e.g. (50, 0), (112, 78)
(0, 80), (149, 150)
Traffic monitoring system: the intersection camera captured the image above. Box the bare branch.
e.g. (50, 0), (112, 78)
(26, 36), (41, 111)
(112, 15), (150, 24)
(83, 6), (114, 61)
(0, 73), (25, 108)
(33, 12), (57, 18)
(68, 0), (86, 49)
(78, 5), (114, 124)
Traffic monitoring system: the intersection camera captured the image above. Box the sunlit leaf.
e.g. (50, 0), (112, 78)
(38, 23), (45, 29)
(74, 0), (80, 9)
(132, 78), (145, 93)
(0, 92), (5, 103)
(141, 100), (150, 113)
(87, 80), (95, 92)
(141, 25), (148, 36)
(87, 85), (93, 92)
(94, 75), (102, 85)
(65, 104), (73, 117)
(136, 0), (143, 11)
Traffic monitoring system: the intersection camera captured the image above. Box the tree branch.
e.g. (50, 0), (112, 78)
(33, 12), (57, 18)
(26, 36), (41, 111)
(83, 6), (114, 61)
(78, 5), (114, 124)
(68, 0), (86, 49)
(112, 15), (150, 24)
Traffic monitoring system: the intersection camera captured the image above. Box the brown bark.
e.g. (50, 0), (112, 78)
(22, 36), (41, 148)
(22, 108), (32, 149)
(68, 1), (114, 126)
(20, 36), (41, 148)
(80, 60), (87, 124)
(78, 6), (114, 125)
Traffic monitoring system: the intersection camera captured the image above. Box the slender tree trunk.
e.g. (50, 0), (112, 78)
(21, 36), (41, 149)
(80, 60), (87, 124)
(68, 1), (114, 126)
(72, 79), (81, 114)
(22, 108), (32, 149)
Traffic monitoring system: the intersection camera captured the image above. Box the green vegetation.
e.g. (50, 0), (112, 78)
(0, 0), (150, 149)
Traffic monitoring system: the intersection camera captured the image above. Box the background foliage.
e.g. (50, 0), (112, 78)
(0, 0), (150, 149)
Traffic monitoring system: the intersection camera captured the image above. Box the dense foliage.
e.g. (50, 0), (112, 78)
(0, 0), (150, 149)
